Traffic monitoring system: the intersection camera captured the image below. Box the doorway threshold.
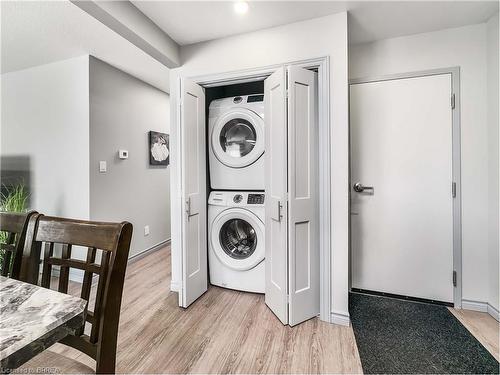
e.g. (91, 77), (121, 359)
(351, 288), (453, 307)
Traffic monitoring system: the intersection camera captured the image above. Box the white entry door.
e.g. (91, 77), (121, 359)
(180, 78), (207, 308)
(264, 66), (319, 325)
(350, 74), (455, 303)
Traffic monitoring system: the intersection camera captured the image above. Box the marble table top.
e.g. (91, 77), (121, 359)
(0, 276), (86, 369)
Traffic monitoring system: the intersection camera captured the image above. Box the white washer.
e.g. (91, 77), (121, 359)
(209, 95), (265, 190)
(208, 191), (265, 293)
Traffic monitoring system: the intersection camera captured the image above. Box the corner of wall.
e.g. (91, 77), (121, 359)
(486, 11), (499, 313)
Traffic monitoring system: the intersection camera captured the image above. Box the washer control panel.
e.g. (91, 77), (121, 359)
(247, 194), (265, 205)
(208, 191), (265, 207)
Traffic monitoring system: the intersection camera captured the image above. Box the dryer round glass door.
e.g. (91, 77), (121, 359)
(211, 208), (265, 271)
(219, 119), (256, 158)
(212, 108), (264, 168)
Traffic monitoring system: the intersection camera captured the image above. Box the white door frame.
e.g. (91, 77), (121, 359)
(349, 67), (462, 308)
(180, 56), (332, 322)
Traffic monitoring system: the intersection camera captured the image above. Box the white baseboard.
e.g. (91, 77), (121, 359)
(170, 280), (180, 292)
(128, 239), (171, 264)
(462, 299), (500, 322)
(331, 311), (350, 326)
(487, 303), (500, 322)
(462, 299), (488, 312)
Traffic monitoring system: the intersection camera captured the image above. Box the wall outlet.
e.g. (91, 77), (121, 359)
(144, 225), (150, 236)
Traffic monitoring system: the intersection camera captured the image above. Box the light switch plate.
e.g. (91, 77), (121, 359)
(144, 225), (150, 236)
(99, 161), (107, 173)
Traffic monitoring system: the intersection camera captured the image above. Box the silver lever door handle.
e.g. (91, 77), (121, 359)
(353, 182), (374, 193)
(185, 198), (191, 217)
(276, 200), (284, 222)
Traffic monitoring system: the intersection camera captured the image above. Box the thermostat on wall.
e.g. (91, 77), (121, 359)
(118, 150), (129, 159)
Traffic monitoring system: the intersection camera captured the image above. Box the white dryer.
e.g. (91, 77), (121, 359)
(208, 191), (265, 293)
(208, 95), (265, 190)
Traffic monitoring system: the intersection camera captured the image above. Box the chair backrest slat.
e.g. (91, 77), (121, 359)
(81, 247), (97, 301)
(90, 250), (111, 344)
(58, 243), (72, 293)
(41, 242), (54, 288)
(77, 247), (97, 337)
(44, 257), (101, 273)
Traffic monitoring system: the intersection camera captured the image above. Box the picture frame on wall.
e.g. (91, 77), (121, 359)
(149, 131), (169, 166)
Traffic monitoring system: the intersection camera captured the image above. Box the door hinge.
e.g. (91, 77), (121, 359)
(452, 182), (457, 198)
(451, 94), (456, 109)
(287, 294), (290, 303)
(453, 270), (457, 287)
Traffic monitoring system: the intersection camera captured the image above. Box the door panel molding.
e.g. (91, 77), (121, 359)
(349, 67), (462, 308)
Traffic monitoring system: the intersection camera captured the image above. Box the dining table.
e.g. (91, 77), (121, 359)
(0, 275), (87, 372)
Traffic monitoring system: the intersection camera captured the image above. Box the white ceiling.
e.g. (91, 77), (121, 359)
(2, 1), (497, 94)
(132, 1), (499, 46)
(1, 1), (169, 92)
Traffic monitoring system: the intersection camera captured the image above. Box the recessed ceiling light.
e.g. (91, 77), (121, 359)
(234, 1), (249, 14)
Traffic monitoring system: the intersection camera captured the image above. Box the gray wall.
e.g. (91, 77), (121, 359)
(89, 57), (170, 258)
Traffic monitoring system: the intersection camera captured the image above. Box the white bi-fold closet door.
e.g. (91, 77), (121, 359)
(179, 66), (319, 326)
(180, 79), (207, 308)
(264, 66), (319, 326)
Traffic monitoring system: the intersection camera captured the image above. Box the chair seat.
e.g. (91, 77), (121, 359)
(17, 346), (95, 374)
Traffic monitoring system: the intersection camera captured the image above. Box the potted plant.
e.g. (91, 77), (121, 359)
(0, 184), (29, 273)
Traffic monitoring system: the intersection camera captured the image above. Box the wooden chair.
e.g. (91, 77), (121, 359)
(0, 211), (37, 279)
(21, 215), (133, 374)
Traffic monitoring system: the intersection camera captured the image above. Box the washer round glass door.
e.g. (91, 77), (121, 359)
(211, 208), (264, 271)
(212, 109), (264, 168)
(219, 219), (257, 259)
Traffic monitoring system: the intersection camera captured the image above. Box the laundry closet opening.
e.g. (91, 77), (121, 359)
(205, 80), (267, 295)
(176, 60), (330, 327)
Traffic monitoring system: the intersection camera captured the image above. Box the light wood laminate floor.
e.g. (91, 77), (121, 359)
(23, 246), (498, 373)
(449, 307), (499, 361)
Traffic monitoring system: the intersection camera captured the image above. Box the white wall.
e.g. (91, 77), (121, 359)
(170, 13), (350, 321)
(486, 13), (499, 312)
(1, 56), (90, 221)
(89, 57), (171, 258)
(349, 23), (493, 306)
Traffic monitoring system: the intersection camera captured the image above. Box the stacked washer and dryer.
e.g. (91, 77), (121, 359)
(208, 94), (266, 293)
